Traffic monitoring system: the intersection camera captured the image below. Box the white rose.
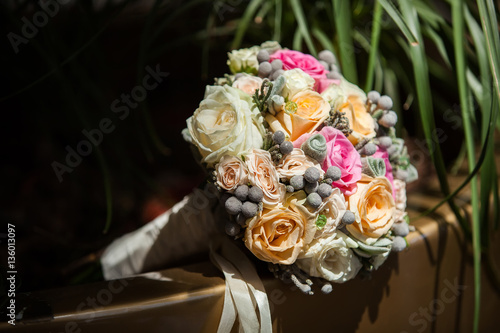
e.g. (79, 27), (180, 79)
(233, 75), (263, 95)
(314, 188), (347, 239)
(276, 148), (324, 180)
(245, 149), (286, 207)
(281, 68), (315, 98)
(186, 85), (265, 167)
(296, 231), (361, 283)
(227, 46), (260, 74)
(321, 74), (366, 106)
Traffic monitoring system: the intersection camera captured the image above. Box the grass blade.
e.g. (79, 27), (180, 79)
(289, 0), (317, 56)
(231, 0), (265, 50)
(398, 0), (469, 238)
(331, 0), (357, 83)
(378, 0), (418, 45)
(452, 2), (486, 330)
(274, 0), (282, 42)
(365, 0), (383, 91)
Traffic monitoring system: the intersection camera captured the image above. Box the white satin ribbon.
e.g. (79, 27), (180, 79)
(210, 238), (272, 333)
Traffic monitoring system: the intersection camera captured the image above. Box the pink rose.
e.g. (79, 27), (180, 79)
(270, 50), (337, 93)
(294, 126), (362, 195)
(372, 147), (394, 197)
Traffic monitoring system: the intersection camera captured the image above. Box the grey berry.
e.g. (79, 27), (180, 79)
(271, 69), (284, 81)
(257, 49), (270, 63)
(286, 185), (295, 193)
(378, 95), (393, 110)
(304, 167), (320, 183)
(271, 59), (283, 71)
(392, 236), (407, 252)
(392, 222), (409, 237)
(242, 201), (258, 218)
(306, 192), (322, 208)
(367, 91), (380, 103)
(379, 111), (398, 128)
(327, 71), (341, 80)
(319, 60), (329, 70)
(378, 136), (392, 149)
(362, 143), (377, 156)
(318, 50), (336, 64)
(234, 185), (249, 201)
(341, 211), (356, 225)
(258, 62), (272, 78)
(326, 166), (342, 181)
(225, 196), (242, 215)
(234, 73), (244, 80)
(279, 141), (293, 155)
(248, 186), (264, 203)
(290, 175), (304, 190)
(304, 181), (319, 194)
(272, 131), (286, 144)
(225, 221), (241, 236)
(317, 183), (333, 198)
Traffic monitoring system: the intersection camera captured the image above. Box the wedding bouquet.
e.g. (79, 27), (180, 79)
(182, 41), (418, 294)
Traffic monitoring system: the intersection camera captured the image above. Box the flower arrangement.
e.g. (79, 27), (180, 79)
(183, 41), (417, 294)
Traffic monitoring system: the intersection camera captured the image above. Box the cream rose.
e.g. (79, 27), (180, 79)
(296, 231), (361, 283)
(276, 148), (324, 180)
(244, 192), (316, 264)
(245, 149), (285, 207)
(232, 75), (263, 95)
(265, 89), (330, 141)
(215, 155), (248, 192)
(227, 46), (260, 74)
(186, 85), (265, 167)
(281, 68), (315, 98)
(346, 175), (396, 245)
(313, 188), (347, 239)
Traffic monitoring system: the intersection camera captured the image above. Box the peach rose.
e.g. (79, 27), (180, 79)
(244, 192), (316, 264)
(232, 75), (263, 95)
(340, 95), (376, 146)
(346, 175), (395, 245)
(245, 149), (286, 207)
(321, 76), (376, 146)
(276, 148), (324, 180)
(215, 155), (248, 192)
(265, 90), (330, 141)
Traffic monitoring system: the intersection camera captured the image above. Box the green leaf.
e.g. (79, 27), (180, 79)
(332, 0), (357, 83)
(289, 0), (317, 56)
(231, 0), (266, 50)
(365, 0), (383, 91)
(378, 0), (418, 45)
